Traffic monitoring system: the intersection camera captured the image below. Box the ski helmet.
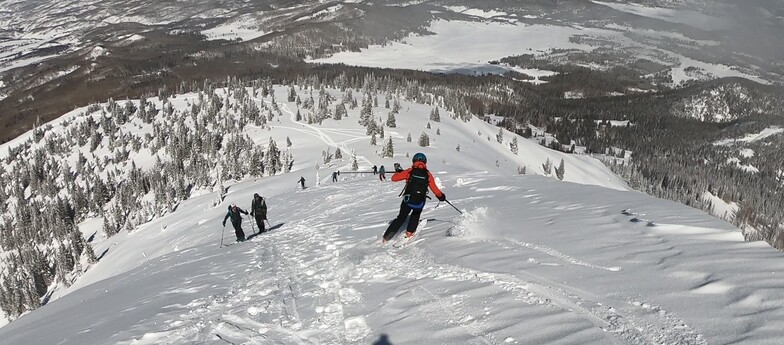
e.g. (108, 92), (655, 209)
(412, 152), (427, 163)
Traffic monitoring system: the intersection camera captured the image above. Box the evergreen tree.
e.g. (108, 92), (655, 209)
(510, 137), (519, 154)
(430, 107), (440, 122)
(555, 159), (565, 180)
(366, 120), (377, 135)
(542, 158), (553, 176)
(265, 138), (281, 176)
(287, 85), (296, 102)
(382, 137), (394, 158)
(418, 132), (430, 147)
(359, 94), (373, 126)
(334, 103), (346, 120)
(386, 111), (397, 128)
(282, 151), (294, 173)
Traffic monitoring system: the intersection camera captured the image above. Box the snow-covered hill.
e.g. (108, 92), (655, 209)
(0, 81), (625, 327)
(1, 167), (783, 344)
(1, 82), (783, 344)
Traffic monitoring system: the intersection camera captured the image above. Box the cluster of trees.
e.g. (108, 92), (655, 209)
(0, 78), (295, 319)
(478, 72), (784, 248)
(528, 80), (784, 249)
(3, 71), (491, 319)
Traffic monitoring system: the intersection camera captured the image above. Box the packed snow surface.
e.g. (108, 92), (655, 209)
(1, 174), (782, 344)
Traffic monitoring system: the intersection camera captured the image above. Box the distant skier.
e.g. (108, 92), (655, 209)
(332, 171), (338, 182)
(250, 193), (267, 233)
(381, 153), (445, 243)
(372, 165), (378, 175)
(379, 165), (386, 181)
(223, 204), (249, 242)
(298, 176), (306, 189)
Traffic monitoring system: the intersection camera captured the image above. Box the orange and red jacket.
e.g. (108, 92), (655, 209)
(390, 161), (444, 199)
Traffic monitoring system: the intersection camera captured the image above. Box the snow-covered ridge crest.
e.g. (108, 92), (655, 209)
(1, 162), (782, 344)
(0, 78), (626, 326)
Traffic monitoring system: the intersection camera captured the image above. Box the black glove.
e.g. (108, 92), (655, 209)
(437, 193), (446, 202)
(222, 221), (226, 227)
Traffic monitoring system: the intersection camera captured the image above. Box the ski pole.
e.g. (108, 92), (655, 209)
(247, 215), (255, 234)
(445, 200), (463, 214)
(220, 225), (225, 248)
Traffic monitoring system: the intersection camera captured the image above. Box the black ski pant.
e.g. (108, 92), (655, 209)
(254, 215), (266, 233)
(382, 202), (423, 241)
(232, 222), (246, 241)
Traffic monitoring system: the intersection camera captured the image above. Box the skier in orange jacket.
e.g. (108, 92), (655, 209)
(381, 153), (445, 242)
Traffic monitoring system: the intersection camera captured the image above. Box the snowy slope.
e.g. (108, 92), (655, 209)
(0, 83), (625, 327)
(0, 172), (782, 344)
(2, 84), (782, 344)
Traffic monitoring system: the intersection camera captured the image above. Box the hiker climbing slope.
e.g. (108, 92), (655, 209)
(223, 204), (249, 242)
(250, 193), (267, 233)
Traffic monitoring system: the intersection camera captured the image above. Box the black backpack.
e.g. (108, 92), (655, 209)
(403, 167), (429, 204)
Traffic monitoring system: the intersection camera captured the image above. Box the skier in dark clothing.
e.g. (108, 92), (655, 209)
(223, 204), (249, 242)
(379, 165), (386, 181)
(332, 171), (338, 182)
(298, 176), (306, 189)
(372, 165), (378, 175)
(381, 153), (445, 243)
(250, 193), (267, 233)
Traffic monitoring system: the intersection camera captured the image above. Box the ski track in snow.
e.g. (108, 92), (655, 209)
(269, 100), (375, 168)
(3, 86), (755, 344)
(125, 180), (704, 345)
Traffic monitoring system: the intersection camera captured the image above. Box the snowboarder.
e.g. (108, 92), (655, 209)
(379, 165), (386, 181)
(223, 204), (249, 242)
(332, 171), (338, 182)
(381, 153), (445, 243)
(372, 165), (378, 175)
(250, 193), (267, 233)
(298, 176), (306, 189)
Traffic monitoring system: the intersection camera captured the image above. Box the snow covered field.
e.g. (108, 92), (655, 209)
(309, 19), (593, 76)
(309, 14), (766, 85)
(1, 84), (783, 344)
(201, 15), (269, 42)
